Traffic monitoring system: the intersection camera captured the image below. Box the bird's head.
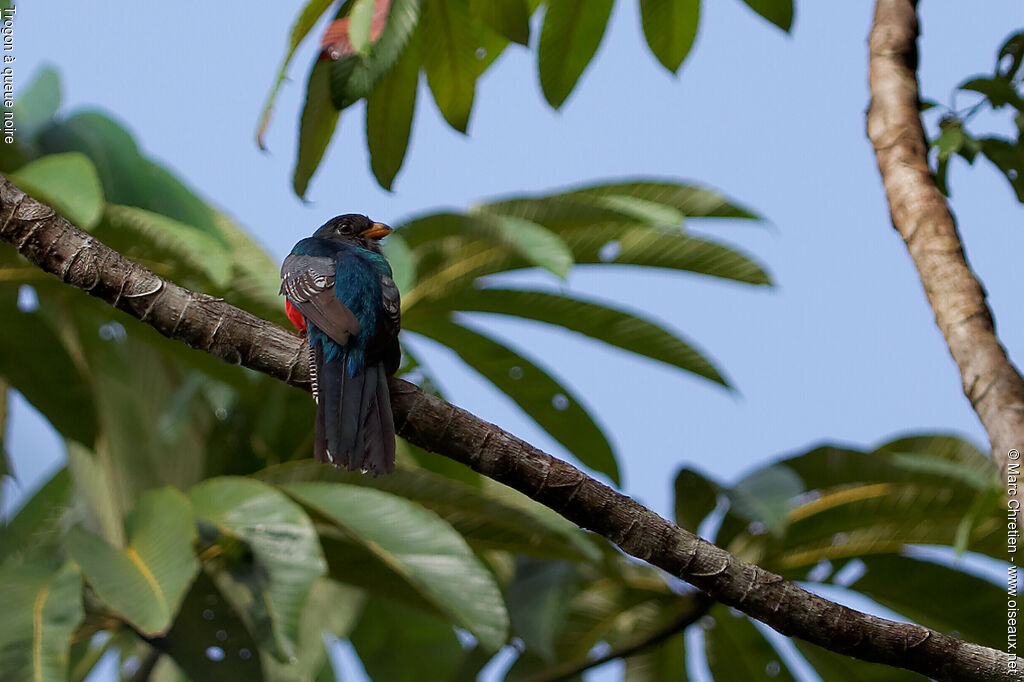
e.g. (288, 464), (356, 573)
(314, 214), (392, 253)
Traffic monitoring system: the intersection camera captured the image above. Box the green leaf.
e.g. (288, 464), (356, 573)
(67, 487), (198, 635)
(407, 318), (620, 484)
(487, 180), (761, 225)
(740, 0), (793, 32)
(775, 482), (1001, 571)
(466, 212), (575, 278)
(156, 570), (265, 681)
(674, 467), (719, 531)
(381, 234), (416, 295)
(318, 532), (444, 615)
(727, 464), (804, 535)
(37, 112), (223, 239)
(351, 598), (467, 681)
(572, 193), (686, 227)
(778, 444), (912, 491)
(704, 608), (796, 681)
(0, 383), (7, 512)
(447, 645), (496, 682)
(258, 461), (596, 560)
(507, 558), (577, 660)
(933, 122), (965, 162)
(256, 0), (337, 148)
(793, 639), (920, 681)
(188, 477), (327, 660)
(414, 287), (727, 385)
(980, 137), (1024, 203)
(149, 657), (189, 682)
(9, 152), (105, 230)
(565, 224), (771, 284)
(960, 77), (1024, 111)
(402, 211), (575, 283)
(746, 437), (1006, 571)
(348, 0), (378, 55)
(624, 633), (689, 681)
(474, 0), (531, 46)
(366, 29), (420, 190)
(875, 435), (996, 492)
(214, 211), (290, 323)
(67, 637), (115, 682)
(849, 553), (1003, 648)
(640, 0), (700, 73)
(0, 288), (97, 446)
(538, 0), (614, 108)
(399, 428), (485, 486)
(294, 59), (341, 198)
(998, 32), (1024, 80)
(420, 0), (478, 132)
(95, 204), (233, 288)
(472, 10), (516, 74)
(0, 468), (73, 566)
(505, 571), (687, 680)
(935, 155), (950, 196)
(328, 0), (422, 111)
(264, 578), (364, 681)
(65, 441), (128, 549)
(283, 481), (510, 650)
(13, 65), (62, 140)
(0, 562), (83, 682)
(57, 302), (222, 513)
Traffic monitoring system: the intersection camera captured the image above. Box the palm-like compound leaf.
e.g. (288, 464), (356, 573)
(663, 435), (1004, 680)
(407, 316), (620, 484)
(397, 179), (769, 484)
(413, 287), (728, 385)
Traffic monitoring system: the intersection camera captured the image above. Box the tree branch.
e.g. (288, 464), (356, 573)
(867, 0), (1024, 475)
(0, 178), (1013, 681)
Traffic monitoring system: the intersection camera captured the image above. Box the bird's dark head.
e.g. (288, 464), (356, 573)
(314, 214), (392, 252)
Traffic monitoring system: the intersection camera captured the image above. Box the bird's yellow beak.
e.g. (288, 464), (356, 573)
(360, 222), (392, 240)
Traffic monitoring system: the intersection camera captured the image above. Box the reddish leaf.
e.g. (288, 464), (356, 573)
(321, 0), (392, 59)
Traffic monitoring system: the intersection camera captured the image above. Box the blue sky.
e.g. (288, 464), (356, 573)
(7, 1), (1024, 680)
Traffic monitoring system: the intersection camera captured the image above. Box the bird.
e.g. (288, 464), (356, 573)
(280, 214), (401, 474)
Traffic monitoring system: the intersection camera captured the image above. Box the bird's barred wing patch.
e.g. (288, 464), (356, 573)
(379, 275), (401, 333)
(281, 254), (361, 345)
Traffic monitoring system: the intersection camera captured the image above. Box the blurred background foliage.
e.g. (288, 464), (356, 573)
(0, 1), (1012, 681)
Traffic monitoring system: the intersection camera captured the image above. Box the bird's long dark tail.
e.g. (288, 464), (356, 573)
(313, 345), (395, 474)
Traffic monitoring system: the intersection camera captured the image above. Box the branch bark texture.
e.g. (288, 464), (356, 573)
(0, 178), (1013, 680)
(868, 0), (1024, 475)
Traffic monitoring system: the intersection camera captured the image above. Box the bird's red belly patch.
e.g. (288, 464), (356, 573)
(285, 300), (307, 331)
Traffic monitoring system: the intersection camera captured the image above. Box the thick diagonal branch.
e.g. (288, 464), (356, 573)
(868, 0), (1024, 474)
(0, 178), (1012, 681)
